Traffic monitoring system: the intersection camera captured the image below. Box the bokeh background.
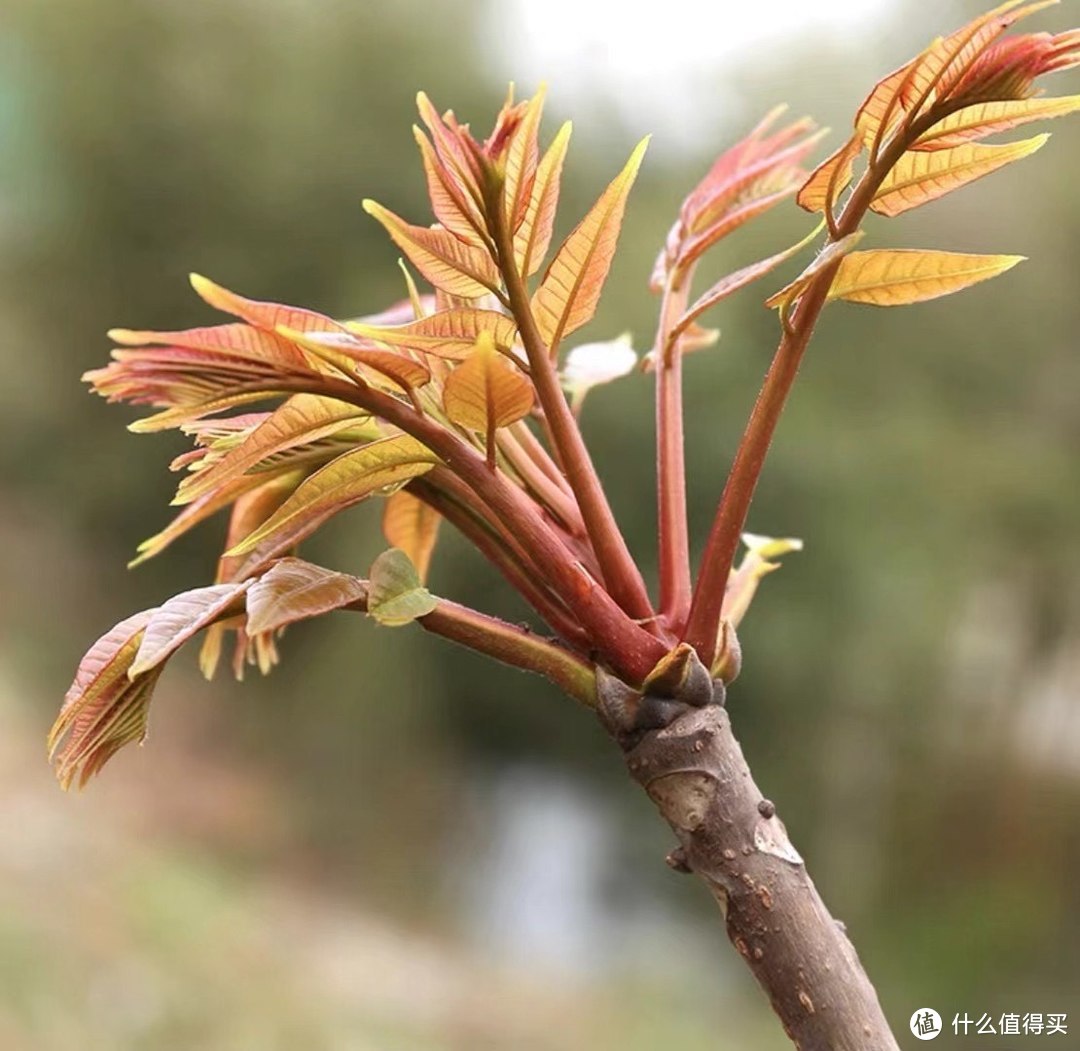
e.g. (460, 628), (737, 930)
(2, 0), (1079, 1047)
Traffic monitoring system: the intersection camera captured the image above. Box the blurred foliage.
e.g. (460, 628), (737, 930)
(2, 0), (1079, 1047)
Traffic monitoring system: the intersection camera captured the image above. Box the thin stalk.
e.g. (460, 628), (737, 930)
(419, 600), (597, 705)
(490, 203), (657, 625)
(654, 272), (694, 628)
(277, 373), (668, 682)
(497, 426), (586, 535)
(509, 419), (574, 490)
(412, 474), (591, 647)
(683, 110), (944, 664)
(345, 588), (596, 706)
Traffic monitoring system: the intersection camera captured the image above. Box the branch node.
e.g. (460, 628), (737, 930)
(665, 846), (693, 874)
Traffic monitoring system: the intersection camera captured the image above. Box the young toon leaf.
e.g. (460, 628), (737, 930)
(722, 534), (804, 629)
(131, 468), (307, 567)
(514, 120), (572, 277)
(346, 309), (518, 361)
(897, 0), (1053, 114)
(502, 87), (545, 230)
(797, 133), (863, 214)
(670, 115), (823, 278)
(669, 222), (824, 348)
(531, 136), (649, 355)
(227, 435), (440, 557)
(442, 331), (534, 465)
(129, 581), (253, 678)
(189, 274), (341, 335)
(49, 610), (162, 789)
(367, 548), (438, 626)
(382, 489), (441, 583)
(415, 92), (486, 215)
(174, 394), (372, 506)
(912, 95), (1080, 149)
(362, 200), (501, 299)
(764, 230), (866, 310)
(827, 248), (1024, 306)
(199, 471), (307, 679)
(414, 125), (488, 247)
(107, 321), (312, 372)
(276, 326), (431, 395)
(245, 557), (368, 635)
(870, 133), (1048, 217)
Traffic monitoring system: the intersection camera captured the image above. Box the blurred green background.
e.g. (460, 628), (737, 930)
(2, 0), (1079, 1048)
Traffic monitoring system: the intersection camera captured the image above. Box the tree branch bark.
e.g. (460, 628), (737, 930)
(599, 679), (899, 1050)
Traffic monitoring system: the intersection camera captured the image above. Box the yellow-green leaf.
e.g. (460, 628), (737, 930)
(827, 249), (1024, 306)
(764, 230), (865, 309)
(382, 490), (441, 584)
(131, 470), (305, 568)
(914, 95), (1080, 149)
(362, 200), (499, 299)
(871, 134), (1048, 217)
(367, 548), (438, 627)
(175, 394), (369, 506)
(531, 136), (648, 355)
(722, 533), (804, 628)
(442, 332), (534, 448)
(228, 435), (439, 556)
(346, 309), (518, 360)
(515, 121), (572, 277)
(246, 557), (368, 635)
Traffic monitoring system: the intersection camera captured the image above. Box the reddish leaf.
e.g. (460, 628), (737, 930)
(514, 121), (572, 278)
(363, 200), (500, 299)
(190, 274), (341, 335)
(414, 126), (487, 245)
(670, 223), (822, 345)
(503, 88), (545, 229)
(130, 581), (252, 677)
(131, 468), (306, 567)
(246, 558), (368, 635)
(49, 611), (159, 789)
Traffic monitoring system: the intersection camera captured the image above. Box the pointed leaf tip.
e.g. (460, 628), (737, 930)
(828, 249), (1025, 306)
(531, 135), (649, 353)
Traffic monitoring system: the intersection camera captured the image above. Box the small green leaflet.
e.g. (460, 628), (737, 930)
(367, 549), (439, 626)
